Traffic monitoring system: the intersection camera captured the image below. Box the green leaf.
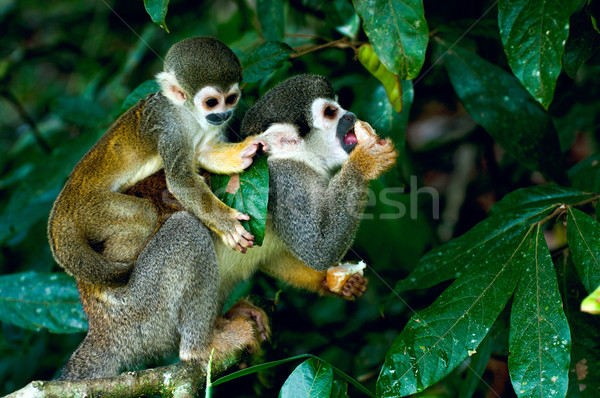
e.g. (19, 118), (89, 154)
(566, 207), (600, 293)
(328, 0), (360, 39)
(563, 10), (600, 78)
(441, 41), (567, 183)
(491, 185), (595, 215)
(52, 96), (108, 128)
(330, 378), (349, 398)
(377, 228), (532, 397)
(242, 41), (293, 84)
(120, 80), (159, 113)
(498, 0), (578, 108)
(581, 284), (600, 314)
(257, 0), (285, 41)
(280, 358), (333, 398)
(358, 44), (403, 113)
(508, 224), (570, 398)
(144, 0), (170, 32)
(353, 0), (428, 79)
(211, 155), (269, 245)
(0, 272), (87, 334)
(458, 334), (493, 398)
(394, 205), (556, 293)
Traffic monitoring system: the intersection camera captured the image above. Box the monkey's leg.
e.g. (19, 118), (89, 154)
(197, 137), (264, 175)
(58, 331), (123, 380)
(87, 192), (159, 263)
(128, 211), (222, 364)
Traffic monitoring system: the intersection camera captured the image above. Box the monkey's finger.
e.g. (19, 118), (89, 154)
(242, 143), (259, 157)
(235, 213), (250, 221)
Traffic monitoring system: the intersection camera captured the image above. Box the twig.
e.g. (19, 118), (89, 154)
(0, 88), (51, 154)
(290, 37), (365, 59)
(7, 354), (242, 398)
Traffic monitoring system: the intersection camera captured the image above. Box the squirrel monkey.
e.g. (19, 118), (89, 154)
(48, 36), (261, 288)
(58, 75), (397, 380)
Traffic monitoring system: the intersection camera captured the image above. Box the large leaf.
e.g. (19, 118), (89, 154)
(0, 272), (87, 334)
(144, 0), (170, 32)
(280, 358), (333, 398)
(568, 154), (600, 194)
(377, 228), (532, 397)
(441, 41), (567, 183)
(211, 155), (269, 245)
(353, 0), (428, 79)
(394, 204), (556, 293)
(242, 41), (293, 83)
(491, 185), (595, 215)
(358, 44), (403, 113)
(257, 0), (285, 41)
(498, 0), (578, 108)
(508, 224), (570, 398)
(566, 207), (600, 293)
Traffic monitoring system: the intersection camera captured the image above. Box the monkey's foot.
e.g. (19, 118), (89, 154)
(221, 213), (254, 253)
(224, 299), (270, 342)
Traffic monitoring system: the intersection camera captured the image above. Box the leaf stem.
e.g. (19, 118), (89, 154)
(290, 37), (366, 59)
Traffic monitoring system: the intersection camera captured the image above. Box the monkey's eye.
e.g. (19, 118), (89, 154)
(226, 94), (238, 105)
(205, 98), (218, 108)
(324, 106), (337, 118)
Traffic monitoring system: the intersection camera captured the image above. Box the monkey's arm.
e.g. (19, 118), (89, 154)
(196, 138), (262, 175)
(157, 128), (253, 251)
(268, 159), (369, 271)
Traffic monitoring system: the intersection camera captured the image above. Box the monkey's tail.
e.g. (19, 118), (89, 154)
(48, 219), (132, 286)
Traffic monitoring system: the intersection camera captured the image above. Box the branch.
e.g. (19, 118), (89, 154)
(290, 37), (366, 59)
(7, 353), (242, 398)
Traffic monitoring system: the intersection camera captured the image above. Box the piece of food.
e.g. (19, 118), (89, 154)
(326, 261), (367, 293)
(354, 120), (377, 142)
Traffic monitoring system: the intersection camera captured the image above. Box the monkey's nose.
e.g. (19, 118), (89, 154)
(207, 111), (233, 125)
(343, 112), (356, 123)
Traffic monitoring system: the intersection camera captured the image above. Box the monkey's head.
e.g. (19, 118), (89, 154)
(156, 36), (242, 129)
(242, 74), (358, 172)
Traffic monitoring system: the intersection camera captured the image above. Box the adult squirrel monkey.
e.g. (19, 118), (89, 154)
(48, 36), (261, 287)
(58, 75), (397, 380)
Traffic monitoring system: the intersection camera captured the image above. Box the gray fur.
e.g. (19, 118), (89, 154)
(59, 212), (219, 380)
(268, 158), (368, 270)
(241, 75), (335, 137)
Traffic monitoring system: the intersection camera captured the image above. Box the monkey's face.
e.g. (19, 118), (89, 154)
(191, 83), (240, 129)
(306, 98), (357, 170)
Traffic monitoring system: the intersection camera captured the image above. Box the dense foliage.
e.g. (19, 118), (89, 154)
(1, 0), (600, 396)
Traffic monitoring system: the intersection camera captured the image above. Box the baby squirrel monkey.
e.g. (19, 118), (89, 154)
(48, 36), (260, 287)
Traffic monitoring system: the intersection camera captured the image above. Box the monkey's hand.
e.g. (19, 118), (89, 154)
(321, 273), (369, 300)
(349, 120), (397, 180)
(224, 298), (271, 343)
(197, 137), (267, 175)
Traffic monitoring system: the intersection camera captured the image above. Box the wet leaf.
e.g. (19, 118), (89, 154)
(491, 185), (595, 215)
(394, 205), (556, 293)
(498, 0), (578, 108)
(0, 271), (87, 334)
(358, 44), (403, 113)
(508, 224), (570, 398)
(377, 228), (532, 397)
(353, 0), (428, 79)
(441, 41), (567, 183)
(242, 41), (293, 83)
(211, 155), (269, 245)
(280, 358), (333, 398)
(458, 334), (493, 398)
(566, 207), (600, 294)
(144, 0), (170, 32)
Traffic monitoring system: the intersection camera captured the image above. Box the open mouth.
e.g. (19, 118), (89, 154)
(340, 124), (358, 152)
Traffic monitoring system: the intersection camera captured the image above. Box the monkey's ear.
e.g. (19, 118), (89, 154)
(259, 123), (302, 155)
(156, 71), (186, 104)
